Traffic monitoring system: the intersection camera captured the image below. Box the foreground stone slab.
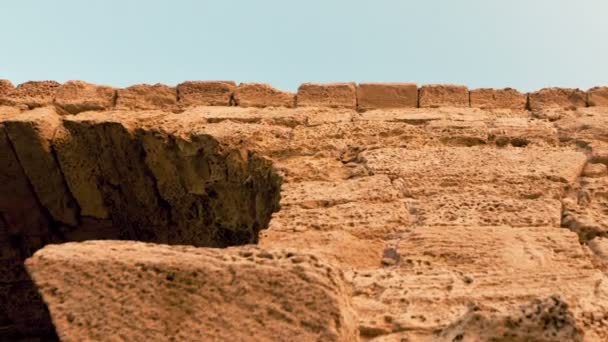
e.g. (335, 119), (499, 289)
(54, 80), (115, 114)
(356, 83), (418, 110)
(470, 87), (527, 109)
(419, 84), (469, 108)
(296, 83), (357, 108)
(234, 83), (294, 108)
(26, 241), (358, 342)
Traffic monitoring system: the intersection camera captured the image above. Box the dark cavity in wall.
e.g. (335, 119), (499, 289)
(0, 114), (282, 340)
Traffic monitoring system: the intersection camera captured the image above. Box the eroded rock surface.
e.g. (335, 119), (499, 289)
(26, 241), (358, 342)
(0, 96), (607, 341)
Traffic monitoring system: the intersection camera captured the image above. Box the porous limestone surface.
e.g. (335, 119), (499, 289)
(1, 101), (608, 341)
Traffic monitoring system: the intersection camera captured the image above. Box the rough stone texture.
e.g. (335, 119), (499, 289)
(296, 82), (357, 108)
(350, 226), (607, 341)
(0, 81), (61, 109)
(583, 163), (608, 178)
(26, 241), (359, 342)
(116, 83), (177, 110)
(470, 87), (527, 109)
(0, 106), (56, 339)
(528, 87), (587, 111)
(356, 83), (418, 110)
(562, 174), (608, 242)
(4, 82), (608, 341)
(0, 79), (13, 95)
(234, 83), (294, 108)
(177, 81), (236, 106)
(437, 296), (584, 342)
(419, 84), (469, 108)
(54, 80), (115, 114)
(4, 107), (79, 226)
(588, 86), (608, 107)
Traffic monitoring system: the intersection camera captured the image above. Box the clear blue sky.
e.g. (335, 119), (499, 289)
(1, 0), (607, 91)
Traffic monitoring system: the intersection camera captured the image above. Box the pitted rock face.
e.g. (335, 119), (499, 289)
(25, 241), (359, 342)
(1, 84), (608, 341)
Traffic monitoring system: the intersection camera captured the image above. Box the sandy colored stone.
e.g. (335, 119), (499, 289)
(583, 163), (608, 178)
(234, 83), (294, 108)
(26, 241), (359, 342)
(3, 107), (79, 226)
(470, 87), (527, 109)
(350, 225), (608, 340)
(116, 83), (177, 110)
(4, 91), (608, 340)
(0, 80), (60, 108)
(296, 82), (356, 108)
(177, 80), (236, 106)
(588, 86), (608, 107)
(562, 175), (608, 241)
(419, 84), (469, 108)
(489, 117), (558, 146)
(528, 87), (587, 111)
(0, 79), (14, 95)
(0, 107), (55, 338)
(356, 83), (418, 110)
(54, 80), (115, 114)
(138, 124), (281, 246)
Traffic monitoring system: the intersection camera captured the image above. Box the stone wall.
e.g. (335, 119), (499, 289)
(1, 79), (607, 114)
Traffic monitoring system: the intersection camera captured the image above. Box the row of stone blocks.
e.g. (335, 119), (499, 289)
(1, 79), (607, 113)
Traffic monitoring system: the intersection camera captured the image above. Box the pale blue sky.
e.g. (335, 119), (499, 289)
(1, 0), (607, 91)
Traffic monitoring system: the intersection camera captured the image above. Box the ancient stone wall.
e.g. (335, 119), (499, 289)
(2, 78), (608, 341)
(1, 79), (607, 114)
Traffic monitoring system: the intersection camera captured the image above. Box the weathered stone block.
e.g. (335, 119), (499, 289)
(177, 80), (236, 106)
(419, 84), (469, 108)
(54, 80), (115, 114)
(26, 241), (359, 342)
(356, 83), (418, 110)
(528, 87), (586, 111)
(587, 86), (608, 107)
(0, 81), (61, 108)
(116, 83), (177, 110)
(470, 87), (527, 109)
(234, 83), (294, 108)
(297, 83), (356, 108)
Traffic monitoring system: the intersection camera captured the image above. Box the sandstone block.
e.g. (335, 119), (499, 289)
(587, 86), (608, 107)
(54, 80), (115, 114)
(26, 241), (358, 342)
(234, 83), (294, 108)
(419, 84), (469, 108)
(116, 83), (177, 110)
(356, 83), (418, 110)
(469, 87), (527, 109)
(0, 81), (61, 108)
(296, 82), (356, 108)
(177, 80), (236, 106)
(528, 87), (586, 111)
